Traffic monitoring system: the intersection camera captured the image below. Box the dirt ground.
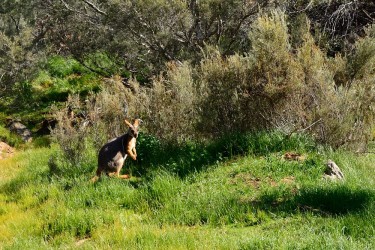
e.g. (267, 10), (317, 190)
(0, 141), (15, 160)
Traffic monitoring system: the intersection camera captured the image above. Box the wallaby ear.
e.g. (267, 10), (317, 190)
(133, 118), (142, 127)
(124, 119), (133, 127)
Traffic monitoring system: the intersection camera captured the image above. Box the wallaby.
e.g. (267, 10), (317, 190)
(91, 119), (142, 182)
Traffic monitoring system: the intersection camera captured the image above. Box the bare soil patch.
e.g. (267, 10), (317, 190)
(0, 141), (15, 160)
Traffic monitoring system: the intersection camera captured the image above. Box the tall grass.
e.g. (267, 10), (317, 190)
(132, 131), (317, 177)
(1, 132), (374, 249)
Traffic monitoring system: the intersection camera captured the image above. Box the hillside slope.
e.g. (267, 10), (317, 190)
(0, 141), (374, 249)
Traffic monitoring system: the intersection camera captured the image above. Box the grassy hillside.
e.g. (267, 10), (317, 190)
(0, 56), (101, 136)
(1, 4), (374, 249)
(0, 134), (374, 249)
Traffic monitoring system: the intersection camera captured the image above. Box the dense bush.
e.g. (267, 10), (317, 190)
(132, 12), (374, 151)
(50, 12), (374, 177)
(136, 62), (199, 141)
(49, 78), (137, 176)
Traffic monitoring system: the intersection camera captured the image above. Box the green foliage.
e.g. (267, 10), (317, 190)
(0, 17), (43, 96)
(46, 56), (86, 78)
(83, 52), (127, 77)
(1, 135), (375, 248)
(2, 1), (375, 248)
(130, 11), (374, 151)
(0, 124), (23, 147)
(32, 57), (100, 103)
(128, 131), (315, 179)
(136, 62), (199, 142)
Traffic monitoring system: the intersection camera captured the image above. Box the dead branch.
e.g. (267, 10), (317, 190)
(82, 0), (107, 15)
(287, 118), (322, 138)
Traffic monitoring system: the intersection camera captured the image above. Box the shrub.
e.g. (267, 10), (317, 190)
(343, 26), (375, 150)
(296, 31), (342, 145)
(297, 25), (375, 150)
(50, 95), (91, 168)
(50, 78), (137, 177)
(51, 12), (374, 163)
(133, 11), (374, 150)
(198, 52), (255, 135)
(136, 62), (199, 142)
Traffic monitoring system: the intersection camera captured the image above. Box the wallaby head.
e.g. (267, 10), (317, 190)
(124, 119), (142, 138)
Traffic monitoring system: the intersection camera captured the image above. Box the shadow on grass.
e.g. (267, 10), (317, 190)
(131, 132), (316, 178)
(258, 185), (374, 216)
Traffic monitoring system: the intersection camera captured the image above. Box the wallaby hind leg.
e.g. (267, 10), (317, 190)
(91, 168), (103, 183)
(91, 175), (99, 183)
(107, 172), (129, 179)
(107, 172), (118, 177)
(114, 168), (130, 179)
(107, 167), (129, 179)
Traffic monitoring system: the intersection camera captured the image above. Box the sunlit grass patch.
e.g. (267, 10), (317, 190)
(1, 147), (55, 194)
(42, 207), (115, 240)
(0, 153), (23, 183)
(0, 133), (374, 249)
(0, 124), (23, 148)
(0, 146), (53, 184)
(0, 201), (43, 247)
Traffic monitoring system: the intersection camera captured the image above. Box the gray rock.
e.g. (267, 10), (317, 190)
(8, 121), (32, 142)
(324, 160), (344, 180)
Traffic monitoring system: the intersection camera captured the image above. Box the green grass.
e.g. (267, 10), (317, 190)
(0, 134), (374, 249)
(0, 56), (101, 134)
(0, 124), (23, 148)
(132, 131), (317, 177)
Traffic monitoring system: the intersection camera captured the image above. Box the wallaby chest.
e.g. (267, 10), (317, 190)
(127, 137), (136, 150)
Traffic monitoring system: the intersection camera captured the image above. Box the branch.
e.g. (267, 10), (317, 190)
(82, 0), (107, 15)
(61, 0), (76, 12)
(10, 15), (20, 33)
(129, 10), (176, 61)
(224, 5), (259, 54)
(362, 9), (374, 21)
(60, 0), (102, 25)
(287, 118), (322, 138)
(299, 118), (322, 132)
(289, 0), (314, 14)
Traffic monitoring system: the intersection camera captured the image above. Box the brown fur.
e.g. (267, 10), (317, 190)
(91, 119), (141, 182)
